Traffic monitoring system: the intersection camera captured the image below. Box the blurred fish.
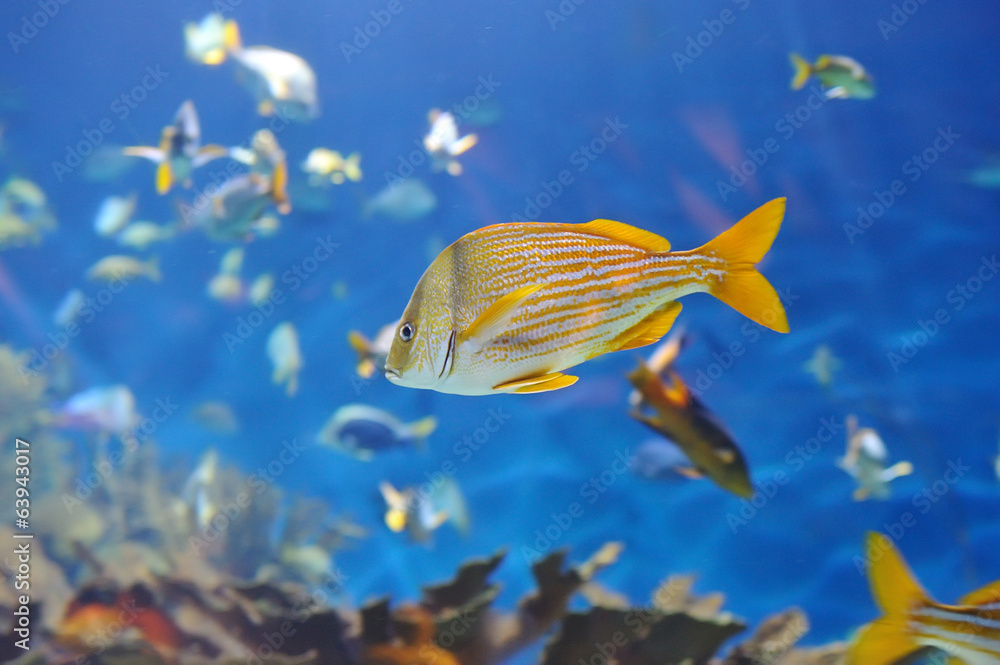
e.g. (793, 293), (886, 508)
(0, 212), (42, 248)
(123, 100), (228, 194)
(347, 321), (398, 378)
(93, 193), (137, 237)
(364, 178), (437, 222)
(116, 220), (174, 250)
(190, 400), (239, 434)
(184, 12), (228, 65)
(790, 53), (875, 99)
(86, 255), (160, 283)
(837, 416), (913, 501)
(180, 167), (289, 242)
(302, 148), (362, 185)
(803, 343), (841, 389)
(461, 97), (503, 127)
(82, 144), (140, 182)
(229, 129), (289, 177)
(53, 288), (85, 327)
(0, 178), (56, 247)
(278, 543), (334, 585)
(57, 385), (139, 437)
(965, 161), (1000, 189)
(268, 322), (302, 396)
(631, 439), (705, 482)
(207, 273), (243, 302)
(181, 449), (219, 529)
(423, 109), (478, 175)
(379, 476), (468, 543)
(2, 177), (45, 208)
(207, 247), (245, 302)
(628, 360), (753, 497)
(995, 431), (1000, 481)
(316, 404), (435, 461)
(385, 199), (788, 395)
(249, 272), (274, 306)
(222, 20), (319, 122)
(848, 532), (1000, 665)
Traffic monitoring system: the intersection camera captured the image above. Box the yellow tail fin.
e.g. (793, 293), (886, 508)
(847, 533), (930, 665)
(790, 53), (812, 90)
(155, 161), (173, 195)
(223, 20), (242, 52)
(271, 160), (291, 214)
(697, 198), (789, 333)
(408, 416), (437, 444)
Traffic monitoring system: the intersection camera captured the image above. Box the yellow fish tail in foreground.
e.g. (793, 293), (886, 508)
(849, 532), (1000, 665)
(385, 198), (788, 395)
(790, 52), (812, 90)
(688, 197), (789, 333)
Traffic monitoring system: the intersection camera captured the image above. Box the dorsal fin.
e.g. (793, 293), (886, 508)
(579, 219), (671, 252)
(959, 580), (1000, 607)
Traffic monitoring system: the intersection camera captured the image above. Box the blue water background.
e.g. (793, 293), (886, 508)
(2, 0), (999, 658)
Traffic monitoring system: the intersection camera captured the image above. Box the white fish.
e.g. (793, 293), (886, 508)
(223, 21), (318, 122)
(423, 109), (478, 175)
(268, 322), (302, 396)
(184, 12), (229, 65)
(94, 194), (137, 237)
(116, 221), (173, 250)
(837, 416), (913, 500)
(58, 385), (139, 436)
(364, 179), (437, 222)
(54, 289), (85, 327)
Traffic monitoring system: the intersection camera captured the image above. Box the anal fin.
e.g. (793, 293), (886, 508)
(494, 372), (578, 394)
(614, 301), (683, 351)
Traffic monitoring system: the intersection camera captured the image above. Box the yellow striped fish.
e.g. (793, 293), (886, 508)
(385, 198), (789, 395)
(849, 532), (1000, 665)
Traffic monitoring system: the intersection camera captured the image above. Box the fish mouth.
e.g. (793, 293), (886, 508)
(384, 365), (401, 382)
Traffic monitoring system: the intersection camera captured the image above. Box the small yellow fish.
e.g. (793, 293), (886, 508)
(347, 321), (398, 378)
(267, 322), (302, 396)
(849, 532), (1000, 665)
(116, 221), (173, 250)
(249, 273), (274, 306)
(386, 198), (789, 395)
(790, 53), (875, 100)
(302, 148), (362, 185)
(86, 255), (160, 283)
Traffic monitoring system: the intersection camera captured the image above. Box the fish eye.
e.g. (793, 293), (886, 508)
(398, 322), (415, 343)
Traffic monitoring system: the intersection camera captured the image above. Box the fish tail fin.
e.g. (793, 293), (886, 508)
(697, 198), (789, 333)
(271, 160), (291, 214)
(346, 331), (375, 378)
(790, 53), (812, 90)
(155, 162), (173, 195)
(223, 19), (242, 52)
(408, 416), (437, 444)
(848, 532), (930, 665)
(146, 256), (162, 282)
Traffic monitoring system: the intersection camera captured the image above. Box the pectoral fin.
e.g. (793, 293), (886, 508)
(674, 466), (704, 479)
(122, 146), (165, 162)
(494, 372), (578, 394)
(462, 284), (544, 346)
(192, 144), (230, 167)
(614, 301), (683, 351)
